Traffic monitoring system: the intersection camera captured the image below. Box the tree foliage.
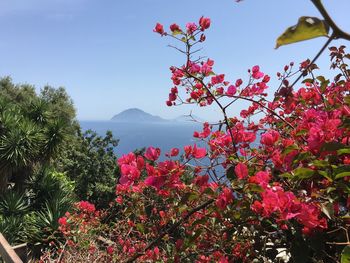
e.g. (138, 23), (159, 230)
(0, 77), (76, 191)
(55, 129), (119, 209)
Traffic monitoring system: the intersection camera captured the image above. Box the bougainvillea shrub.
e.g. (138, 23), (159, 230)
(41, 17), (350, 263)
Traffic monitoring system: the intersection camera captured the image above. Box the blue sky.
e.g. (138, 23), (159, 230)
(0, 0), (349, 121)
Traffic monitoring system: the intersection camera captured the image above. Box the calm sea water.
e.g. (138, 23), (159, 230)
(80, 121), (202, 157)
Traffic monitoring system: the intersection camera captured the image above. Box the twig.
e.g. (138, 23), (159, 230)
(290, 33), (335, 89)
(311, 0), (350, 41)
(125, 199), (215, 262)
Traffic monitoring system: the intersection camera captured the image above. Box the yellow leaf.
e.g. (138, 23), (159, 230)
(275, 16), (329, 49)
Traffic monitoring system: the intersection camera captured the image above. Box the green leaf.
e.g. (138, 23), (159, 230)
(282, 144), (299, 155)
(293, 152), (311, 164)
(320, 203), (334, 219)
(312, 160), (329, 168)
(275, 16), (329, 49)
(292, 167), (315, 179)
(246, 183), (264, 193)
(226, 166), (236, 180)
(316, 76), (330, 92)
(280, 172), (292, 178)
(335, 166), (350, 179)
(302, 78), (314, 84)
(136, 223), (145, 233)
(345, 96), (350, 105)
(172, 30), (182, 36)
(338, 148), (350, 155)
(318, 170), (333, 182)
(178, 205), (188, 213)
(188, 192), (199, 201)
(341, 246), (350, 263)
(321, 141), (346, 152)
(335, 172), (350, 179)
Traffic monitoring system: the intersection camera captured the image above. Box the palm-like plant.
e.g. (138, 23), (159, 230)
(23, 99), (50, 125)
(0, 119), (42, 191)
(0, 120), (41, 168)
(26, 200), (70, 245)
(0, 191), (30, 244)
(42, 119), (69, 163)
(0, 191), (30, 217)
(28, 168), (75, 210)
(26, 169), (75, 246)
(0, 215), (27, 245)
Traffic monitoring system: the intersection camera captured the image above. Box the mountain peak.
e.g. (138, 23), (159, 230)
(111, 108), (166, 123)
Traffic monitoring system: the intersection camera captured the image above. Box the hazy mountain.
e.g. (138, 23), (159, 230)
(111, 108), (167, 123)
(111, 108), (205, 124)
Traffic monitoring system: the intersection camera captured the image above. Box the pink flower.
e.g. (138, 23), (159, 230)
(153, 23), (165, 35)
(199, 16), (211, 30)
(211, 74), (225, 85)
(184, 145), (192, 159)
(77, 201), (96, 213)
(235, 162), (248, 179)
(251, 65), (264, 79)
(192, 144), (206, 158)
(201, 63), (212, 76)
(170, 147), (179, 156)
(119, 164), (141, 185)
(194, 175), (209, 187)
(226, 85), (237, 96)
(136, 156), (145, 170)
(248, 171), (270, 188)
(116, 196), (123, 204)
(193, 122), (211, 138)
(216, 187), (233, 209)
(107, 246), (114, 255)
(186, 22), (197, 34)
(58, 217), (67, 226)
(261, 130), (280, 146)
(144, 175), (167, 190)
(154, 246), (160, 255)
(145, 146), (161, 161)
(170, 23), (181, 32)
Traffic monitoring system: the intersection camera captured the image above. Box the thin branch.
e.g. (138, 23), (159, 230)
(290, 33), (335, 89)
(311, 0), (350, 41)
(125, 199), (215, 262)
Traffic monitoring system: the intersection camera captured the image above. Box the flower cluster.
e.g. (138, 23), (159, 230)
(43, 17), (350, 263)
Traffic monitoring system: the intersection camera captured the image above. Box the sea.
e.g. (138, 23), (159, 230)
(79, 121), (203, 157)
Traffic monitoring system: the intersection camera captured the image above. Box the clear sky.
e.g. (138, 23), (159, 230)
(0, 0), (349, 121)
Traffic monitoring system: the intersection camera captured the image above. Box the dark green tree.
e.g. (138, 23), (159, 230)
(55, 129), (120, 209)
(0, 77), (76, 191)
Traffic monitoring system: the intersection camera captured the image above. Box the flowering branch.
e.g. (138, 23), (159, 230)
(125, 199), (215, 263)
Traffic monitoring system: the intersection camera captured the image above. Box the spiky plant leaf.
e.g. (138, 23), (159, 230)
(0, 191), (30, 217)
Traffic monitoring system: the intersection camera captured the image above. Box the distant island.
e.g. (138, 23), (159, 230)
(111, 108), (203, 123)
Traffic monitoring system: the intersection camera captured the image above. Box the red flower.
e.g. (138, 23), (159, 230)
(170, 23), (181, 32)
(251, 65), (264, 79)
(226, 85), (237, 96)
(58, 217), (67, 226)
(199, 16), (211, 30)
(186, 22), (197, 34)
(192, 144), (206, 158)
(145, 146), (161, 161)
(77, 201), (96, 213)
(170, 147), (179, 156)
(248, 171), (270, 188)
(106, 246), (114, 255)
(261, 130), (280, 146)
(153, 23), (165, 35)
(235, 162), (248, 179)
(216, 187), (233, 210)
